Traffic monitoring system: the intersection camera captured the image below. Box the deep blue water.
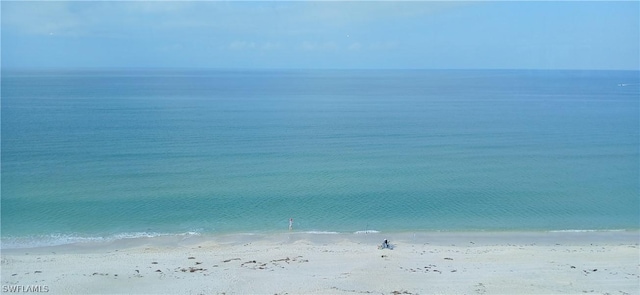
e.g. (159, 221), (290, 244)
(2, 69), (638, 248)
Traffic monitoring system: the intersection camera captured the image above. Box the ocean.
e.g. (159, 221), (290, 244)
(1, 69), (638, 248)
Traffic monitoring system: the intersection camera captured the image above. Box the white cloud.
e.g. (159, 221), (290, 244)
(286, 2), (465, 29)
(20, 2), (450, 32)
(2, 2), (81, 36)
(348, 42), (363, 51)
(228, 41), (256, 50)
(298, 41), (396, 52)
(2, 1), (463, 38)
(228, 41), (284, 51)
(369, 41), (398, 51)
(261, 42), (282, 51)
(300, 41), (340, 51)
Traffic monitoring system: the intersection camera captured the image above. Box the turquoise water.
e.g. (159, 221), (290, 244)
(2, 69), (638, 248)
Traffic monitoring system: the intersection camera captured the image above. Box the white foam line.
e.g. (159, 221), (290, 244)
(1, 231), (204, 249)
(354, 230), (380, 234)
(548, 229), (627, 233)
(303, 231), (340, 235)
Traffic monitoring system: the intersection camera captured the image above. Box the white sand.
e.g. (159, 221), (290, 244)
(1, 231), (638, 294)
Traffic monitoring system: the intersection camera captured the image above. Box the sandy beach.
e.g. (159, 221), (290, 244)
(1, 231), (638, 294)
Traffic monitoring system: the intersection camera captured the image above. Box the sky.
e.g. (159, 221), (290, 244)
(2, 1), (639, 70)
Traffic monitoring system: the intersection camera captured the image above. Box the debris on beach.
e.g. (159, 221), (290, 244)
(391, 290), (413, 295)
(178, 267), (206, 273)
(241, 260), (268, 270)
(92, 272), (109, 276)
(401, 264), (448, 274)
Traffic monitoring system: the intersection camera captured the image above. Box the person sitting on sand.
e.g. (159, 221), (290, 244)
(382, 239), (389, 249)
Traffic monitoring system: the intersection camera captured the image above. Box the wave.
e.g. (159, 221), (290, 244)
(1, 231), (202, 250)
(547, 229), (628, 233)
(302, 231), (340, 235)
(354, 230), (380, 234)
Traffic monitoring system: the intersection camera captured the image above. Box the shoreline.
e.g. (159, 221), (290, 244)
(2, 229), (638, 253)
(2, 231), (638, 294)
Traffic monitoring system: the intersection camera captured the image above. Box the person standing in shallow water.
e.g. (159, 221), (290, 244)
(289, 218), (293, 231)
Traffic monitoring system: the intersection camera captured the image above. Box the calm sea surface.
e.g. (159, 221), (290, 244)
(2, 69), (638, 248)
